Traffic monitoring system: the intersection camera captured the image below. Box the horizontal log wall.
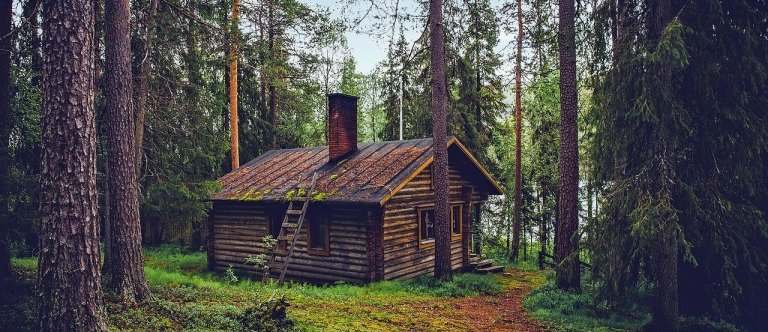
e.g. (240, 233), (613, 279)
(209, 201), (370, 283)
(382, 164), (488, 280)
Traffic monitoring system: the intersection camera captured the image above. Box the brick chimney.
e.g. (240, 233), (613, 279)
(327, 93), (359, 163)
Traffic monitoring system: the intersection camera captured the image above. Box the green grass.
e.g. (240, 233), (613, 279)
(524, 272), (650, 331)
(6, 245), (643, 331)
(131, 246), (507, 331)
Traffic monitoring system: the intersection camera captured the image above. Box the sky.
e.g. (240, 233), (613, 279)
(303, 0), (424, 74)
(303, 0), (518, 75)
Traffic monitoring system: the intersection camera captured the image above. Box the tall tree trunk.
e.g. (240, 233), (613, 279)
(586, 165), (593, 222)
(268, 0), (277, 149)
(0, 0), (12, 278)
(38, 0), (107, 328)
(511, 0), (523, 260)
(103, 0), (150, 303)
(649, 0), (678, 329)
(229, 0), (240, 169)
(429, 0), (451, 281)
(135, 0), (158, 177)
(539, 187), (548, 270)
(555, 0), (581, 292)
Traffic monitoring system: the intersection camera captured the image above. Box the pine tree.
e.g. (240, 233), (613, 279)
(429, 0), (452, 281)
(135, 0), (158, 176)
(589, 0), (768, 329)
(555, 0), (580, 292)
(511, 0), (524, 261)
(38, 0), (107, 328)
(103, 0), (150, 303)
(0, 0), (11, 278)
(229, 0), (241, 169)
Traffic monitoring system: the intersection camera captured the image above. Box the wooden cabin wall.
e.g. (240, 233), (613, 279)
(381, 164), (489, 281)
(209, 201), (370, 283)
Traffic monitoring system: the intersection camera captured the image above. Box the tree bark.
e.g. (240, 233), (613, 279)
(648, 0), (678, 329)
(429, 0), (451, 281)
(103, 0), (151, 303)
(555, 0), (581, 292)
(511, 0), (523, 261)
(0, 0), (12, 278)
(134, 0), (158, 177)
(229, 0), (240, 169)
(539, 185), (548, 270)
(38, 0), (107, 328)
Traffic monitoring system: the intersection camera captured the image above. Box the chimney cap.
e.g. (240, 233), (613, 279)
(327, 93), (360, 100)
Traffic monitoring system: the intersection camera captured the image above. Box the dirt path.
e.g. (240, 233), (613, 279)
(448, 270), (553, 332)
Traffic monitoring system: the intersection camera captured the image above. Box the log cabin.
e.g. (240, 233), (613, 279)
(207, 93), (504, 283)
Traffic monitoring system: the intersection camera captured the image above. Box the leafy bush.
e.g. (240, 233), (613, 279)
(240, 296), (293, 332)
(224, 265), (239, 284)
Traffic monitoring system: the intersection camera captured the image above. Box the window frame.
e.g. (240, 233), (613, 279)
(450, 204), (463, 241)
(417, 207), (436, 249)
(307, 212), (331, 256)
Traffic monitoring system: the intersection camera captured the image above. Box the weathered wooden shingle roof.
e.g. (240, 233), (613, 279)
(212, 137), (503, 205)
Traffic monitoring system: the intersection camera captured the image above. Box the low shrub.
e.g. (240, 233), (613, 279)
(240, 296), (293, 332)
(524, 277), (650, 331)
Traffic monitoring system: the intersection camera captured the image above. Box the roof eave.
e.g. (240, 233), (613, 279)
(377, 136), (504, 206)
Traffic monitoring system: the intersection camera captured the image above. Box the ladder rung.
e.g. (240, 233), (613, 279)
(282, 222), (298, 228)
(291, 196), (307, 202)
(277, 235), (294, 242)
(286, 209), (303, 215)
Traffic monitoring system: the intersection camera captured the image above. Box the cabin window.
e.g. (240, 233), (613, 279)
(269, 210), (284, 239)
(451, 205), (462, 240)
(418, 207), (436, 248)
(268, 209), (286, 250)
(308, 214), (330, 255)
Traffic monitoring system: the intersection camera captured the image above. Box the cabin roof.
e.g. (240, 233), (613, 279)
(211, 136), (504, 205)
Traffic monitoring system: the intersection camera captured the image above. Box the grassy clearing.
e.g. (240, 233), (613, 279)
(135, 246), (505, 331)
(7, 245), (644, 331)
(7, 246), (507, 331)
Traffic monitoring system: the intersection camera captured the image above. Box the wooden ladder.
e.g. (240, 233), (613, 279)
(263, 172), (318, 285)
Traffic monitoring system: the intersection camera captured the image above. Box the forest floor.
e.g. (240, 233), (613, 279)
(2, 246), (642, 331)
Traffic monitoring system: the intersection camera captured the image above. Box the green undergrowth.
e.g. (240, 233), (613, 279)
(524, 271), (650, 331)
(137, 245), (505, 331)
(483, 242), (548, 271)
